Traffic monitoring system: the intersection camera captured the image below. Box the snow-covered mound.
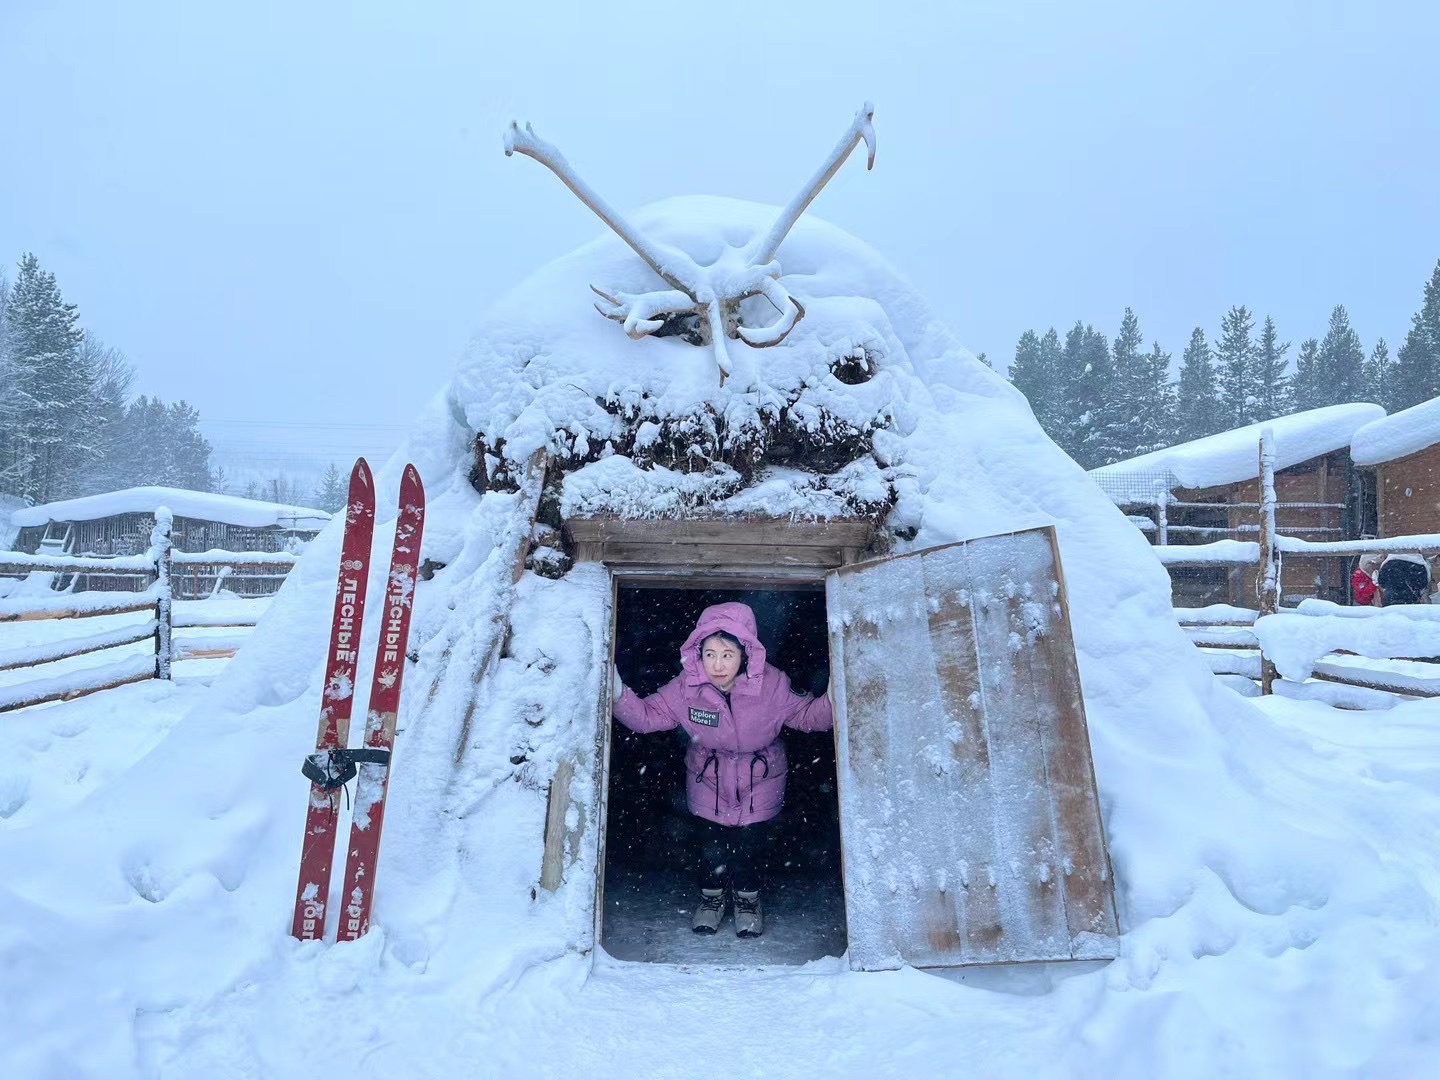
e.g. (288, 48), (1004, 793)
(2, 199), (1437, 1078)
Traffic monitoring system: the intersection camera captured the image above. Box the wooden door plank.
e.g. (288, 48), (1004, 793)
(827, 526), (1118, 970)
(1027, 530), (1118, 957)
(961, 537), (1069, 961)
(918, 549), (1004, 964)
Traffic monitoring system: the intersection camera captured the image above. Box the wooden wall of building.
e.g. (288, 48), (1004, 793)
(1376, 441), (1440, 538)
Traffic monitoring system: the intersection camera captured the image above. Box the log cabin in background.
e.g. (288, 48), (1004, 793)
(6, 487), (330, 596)
(1350, 397), (1440, 541)
(1092, 404), (1388, 608)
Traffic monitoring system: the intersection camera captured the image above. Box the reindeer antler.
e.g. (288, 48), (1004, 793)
(504, 122), (691, 293)
(503, 104), (877, 383)
(751, 102), (877, 266)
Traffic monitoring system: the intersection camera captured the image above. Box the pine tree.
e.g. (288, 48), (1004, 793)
(1392, 260), (1440, 411)
(1009, 327), (1068, 443)
(1175, 327), (1222, 442)
(1252, 316), (1290, 420)
(1135, 340), (1176, 454)
(1363, 339), (1393, 410)
(1064, 322), (1122, 468)
(0, 267), (18, 498)
(1291, 338), (1324, 411)
(4, 254), (96, 502)
(1316, 305), (1366, 406)
(1009, 329), (1049, 420)
(1108, 308), (1172, 459)
(313, 463), (346, 512)
(1215, 305), (1258, 427)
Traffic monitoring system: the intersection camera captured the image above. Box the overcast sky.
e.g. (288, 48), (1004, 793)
(2, 0), (1437, 481)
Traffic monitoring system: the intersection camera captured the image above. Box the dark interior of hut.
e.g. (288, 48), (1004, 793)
(601, 585), (848, 965)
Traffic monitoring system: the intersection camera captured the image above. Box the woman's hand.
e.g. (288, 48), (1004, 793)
(612, 667), (625, 700)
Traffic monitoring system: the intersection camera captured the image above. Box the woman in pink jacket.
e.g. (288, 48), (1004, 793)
(612, 601), (833, 937)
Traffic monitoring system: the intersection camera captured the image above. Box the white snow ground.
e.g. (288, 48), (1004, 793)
(1, 684), (1437, 1077)
(2, 201), (1439, 1077)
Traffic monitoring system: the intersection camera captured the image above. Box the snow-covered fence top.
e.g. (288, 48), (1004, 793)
(0, 522), (284, 710)
(1091, 403), (1383, 497)
(9, 487), (330, 532)
(1350, 396), (1440, 467)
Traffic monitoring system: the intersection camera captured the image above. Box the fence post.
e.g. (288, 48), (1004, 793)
(151, 508), (174, 680)
(1256, 431), (1279, 694)
(1154, 483), (1169, 546)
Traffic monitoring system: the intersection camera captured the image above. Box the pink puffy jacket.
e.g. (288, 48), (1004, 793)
(612, 602), (833, 826)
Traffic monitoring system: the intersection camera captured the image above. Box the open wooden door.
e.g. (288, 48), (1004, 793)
(826, 526), (1117, 970)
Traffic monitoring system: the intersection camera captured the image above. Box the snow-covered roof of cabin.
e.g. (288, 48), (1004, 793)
(9, 487), (330, 531)
(1350, 396), (1440, 466)
(1091, 403), (1385, 498)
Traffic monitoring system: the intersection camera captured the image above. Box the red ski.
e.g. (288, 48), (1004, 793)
(336, 464), (425, 941)
(290, 459), (376, 941)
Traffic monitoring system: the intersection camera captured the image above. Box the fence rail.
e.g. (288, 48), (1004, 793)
(1161, 435), (1440, 704)
(0, 508), (286, 712)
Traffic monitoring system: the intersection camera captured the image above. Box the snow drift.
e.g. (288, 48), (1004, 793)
(2, 199), (1437, 1078)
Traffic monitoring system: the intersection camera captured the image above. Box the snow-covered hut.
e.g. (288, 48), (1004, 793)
(1351, 396), (1440, 537)
(9, 487), (331, 558)
(1092, 404), (1385, 605)
(5, 110), (1436, 1075)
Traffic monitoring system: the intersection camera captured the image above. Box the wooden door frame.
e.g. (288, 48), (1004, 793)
(568, 518), (869, 969)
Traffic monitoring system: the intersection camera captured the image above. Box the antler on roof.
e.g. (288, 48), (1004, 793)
(503, 103), (876, 383)
(750, 102), (877, 266)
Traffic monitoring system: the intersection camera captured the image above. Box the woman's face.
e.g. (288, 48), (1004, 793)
(701, 635), (742, 692)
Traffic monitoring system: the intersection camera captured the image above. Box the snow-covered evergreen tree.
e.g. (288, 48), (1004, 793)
(1108, 308), (1173, 458)
(1175, 327), (1223, 442)
(1008, 327), (1069, 444)
(1316, 305), (1366, 406)
(1291, 338), (1324, 411)
(313, 463), (346, 512)
(5, 253), (97, 502)
(1252, 315), (1290, 420)
(1215, 305), (1257, 428)
(1136, 340), (1177, 454)
(1393, 260), (1440, 410)
(1363, 339), (1393, 410)
(1063, 322), (1124, 468)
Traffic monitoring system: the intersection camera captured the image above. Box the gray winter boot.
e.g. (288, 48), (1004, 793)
(692, 888), (727, 934)
(734, 889), (764, 938)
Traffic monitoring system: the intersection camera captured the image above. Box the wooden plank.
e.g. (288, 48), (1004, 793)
(1310, 669), (1440, 699)
(963, 538), (1069, 961)
(827, 553), (916, 969)
(922, 551), (1003, 963)
(565, 515), (873, 548)
(540, 759), (575, 892)
(0, 621), (157, 672)
(827, 527), (1117, 969)
(590, 542), (847, 568)
(1029, 530), (1118, 958)
(0, 598), (156, 624)
(173, 647), (238, 660)
(0, 656), (155, 713)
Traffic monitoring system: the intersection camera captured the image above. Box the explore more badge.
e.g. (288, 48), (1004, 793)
(688, 706), (720, 727)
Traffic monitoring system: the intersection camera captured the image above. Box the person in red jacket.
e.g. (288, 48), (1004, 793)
(612, 601), (832, 938)
(1351, 554), (1382, 606)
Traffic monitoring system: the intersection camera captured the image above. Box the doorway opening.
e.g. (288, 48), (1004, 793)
(600, 584), (847, 965)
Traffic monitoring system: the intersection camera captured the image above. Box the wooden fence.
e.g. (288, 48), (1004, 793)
(1164, 429), (1440, 702)
(0, 512), (295, 712)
